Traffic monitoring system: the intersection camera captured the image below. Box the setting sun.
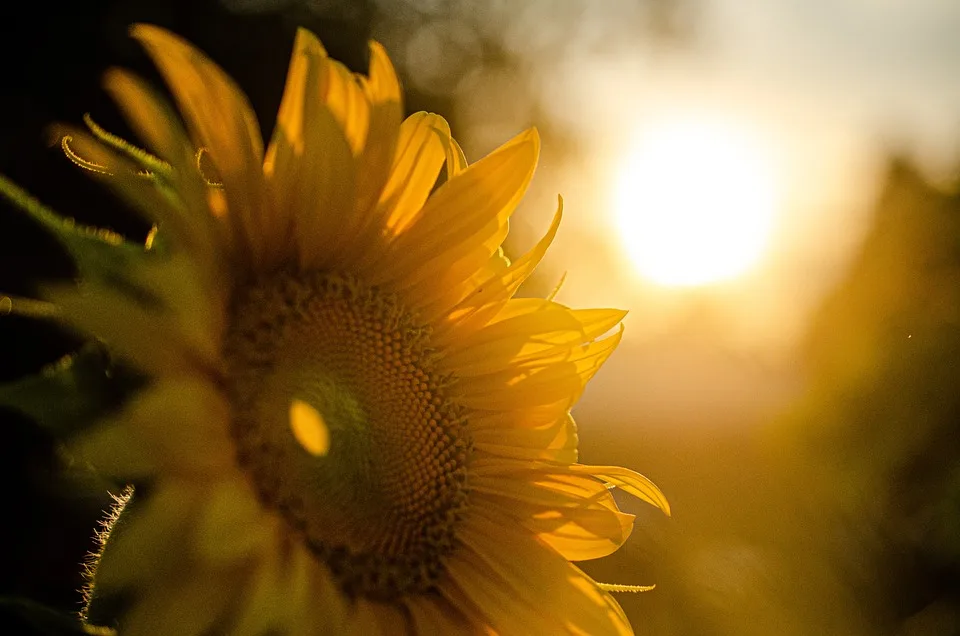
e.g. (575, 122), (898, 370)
(614, 118), (779, 287)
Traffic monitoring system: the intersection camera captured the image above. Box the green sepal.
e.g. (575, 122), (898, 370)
(0, 174), (162, 309)
(80, 113), (172, 180)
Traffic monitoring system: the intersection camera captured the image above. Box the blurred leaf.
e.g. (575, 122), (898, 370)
(785, 157), (960, 632)
(0, 598), (114, 635)
(0, 173), (163, 308)
(0, 343), (126, 437)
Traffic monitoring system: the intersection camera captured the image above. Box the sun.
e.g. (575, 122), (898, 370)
(613, 118), (778, 287)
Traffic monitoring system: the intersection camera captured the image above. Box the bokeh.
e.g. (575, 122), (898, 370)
(1, 0), (958, 633)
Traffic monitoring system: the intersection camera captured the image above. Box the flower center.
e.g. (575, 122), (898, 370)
(223, 271), (470, 600)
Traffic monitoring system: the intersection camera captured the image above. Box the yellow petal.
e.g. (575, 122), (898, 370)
(375, 112), (449, 235)
(470, 461), (617, 510)
(292, 103), (356, 270)
(471, 397), (578, 437)
(349, 41), (403, 233)
(453, 328), (622, 410)
(473, 489), (633, 561)
(472, 413), (578, 463)
(262, 29), (358, 271)
(568, 464), (672, 516)
(347, 598), (412, 636)
(448, 515), (633, 636)
(442, 133), (468, 179)
(405, 594), (482, 635)
(444, 304), (626, 377)
(261, 28), (320, 268)
(323, 60), (370, 156)
(376, 128), (539, 293)
(526, 506), (634, 562)
(403, 212), (508, 315)
(432, 201), (561, 338)
(363, 41), (402, 110)
(131, 24), (267, 270)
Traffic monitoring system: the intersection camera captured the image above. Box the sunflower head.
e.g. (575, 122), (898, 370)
(0, 24), (668, 635)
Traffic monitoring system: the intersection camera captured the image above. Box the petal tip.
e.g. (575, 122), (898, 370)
(294, 26), (328, 56)
(518, 127), (541, 156)
(128, 22), (165, 43)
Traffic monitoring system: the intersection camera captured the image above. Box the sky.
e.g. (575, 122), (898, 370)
(347, 0), (960, 427)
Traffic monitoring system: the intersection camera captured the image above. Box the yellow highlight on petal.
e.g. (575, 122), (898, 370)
(289, 399), (330, 456)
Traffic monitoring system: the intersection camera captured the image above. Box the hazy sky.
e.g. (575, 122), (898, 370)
(440, 0), (960, 340)
(403, 0), (960, 424)
(225, 0), (960, 425)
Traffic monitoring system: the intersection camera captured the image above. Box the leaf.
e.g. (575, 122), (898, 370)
(0, 174), (161, 308)
(0, 343), (139, 438)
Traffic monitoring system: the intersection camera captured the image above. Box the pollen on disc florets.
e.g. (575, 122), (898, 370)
(222, 270), (471, 600)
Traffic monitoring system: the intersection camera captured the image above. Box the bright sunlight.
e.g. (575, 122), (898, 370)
(614, 117), (779, 287)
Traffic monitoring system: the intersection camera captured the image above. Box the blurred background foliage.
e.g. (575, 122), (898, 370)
(1, 0), (958, 634)
(579, 159), (960, 636)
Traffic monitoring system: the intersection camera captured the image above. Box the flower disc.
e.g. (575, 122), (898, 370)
(225, 271), (469, 598)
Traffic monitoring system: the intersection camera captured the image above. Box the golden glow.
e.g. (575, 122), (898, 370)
(614, 118), (778, 287)
(289, 399), (330, 456)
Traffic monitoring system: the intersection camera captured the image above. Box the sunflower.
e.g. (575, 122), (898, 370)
(1, 25), (668, 635)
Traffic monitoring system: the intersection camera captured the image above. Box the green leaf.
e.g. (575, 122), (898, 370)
(0, 174), (162, 309)
(0, 343), (133, 437)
